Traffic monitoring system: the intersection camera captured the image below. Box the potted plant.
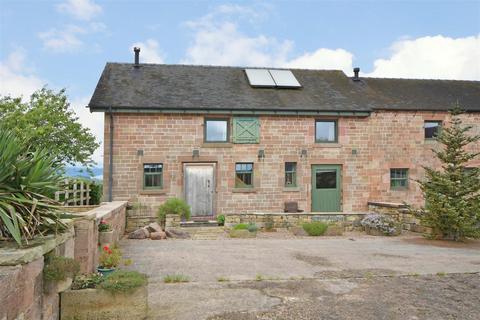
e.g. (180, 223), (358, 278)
(98, 220), (114, 245)
(97, 245), (121, 276)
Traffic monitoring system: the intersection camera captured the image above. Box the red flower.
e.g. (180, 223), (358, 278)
(103, 245), (109, 251)
(108, 250), (112, 254)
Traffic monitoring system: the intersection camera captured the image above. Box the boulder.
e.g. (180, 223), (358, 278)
(146, 222), (162, 233)
(165, 229), (190, 239)
(150, 231), (167, 240)
(128, 228), (149, 239)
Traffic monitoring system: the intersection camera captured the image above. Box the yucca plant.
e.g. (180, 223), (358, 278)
(0, 126), (67, 246)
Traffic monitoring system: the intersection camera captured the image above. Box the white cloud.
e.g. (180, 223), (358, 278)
(283, 48), (354, 74)
(39, 25), (86, 53)
(182, 4), (353, 70)
(38, 23), (107, 53)
(183, 21), (292, 67)
(366, 35), (480, 80)
(0, 48), (45, 98)
(57, 0), (102, 21)
(70, 96), (104, 165)
(131, 39), (165, 64)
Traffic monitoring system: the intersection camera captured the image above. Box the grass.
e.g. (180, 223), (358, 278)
(163, 274), (190, 283)
(436, 272), (447, 277)
(302, 222), (328, 236)
(217, 276), (230, 282)
(99, 270), (147, 293)
(255, 274), (264, 281)
(233, 223), (249, 230)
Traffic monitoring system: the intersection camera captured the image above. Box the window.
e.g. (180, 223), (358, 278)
(143, 163), (163, 189)
(285, 162), (297, 187)
(316, 170), (337, 189)
(235, 163), (253, 188)
(205, 118), (229, 142)
(315, 120), (337, 143)
(424, 121), (442, 139)
(232, 117), (260, 144)
(390, 168), (408, 189)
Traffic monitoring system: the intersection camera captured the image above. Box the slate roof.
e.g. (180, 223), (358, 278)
(88, 63), (480, 113)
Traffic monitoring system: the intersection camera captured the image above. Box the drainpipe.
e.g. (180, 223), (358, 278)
(108, 106), (114, 202)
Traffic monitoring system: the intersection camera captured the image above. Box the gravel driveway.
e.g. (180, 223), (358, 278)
(120, 233), (480, 320)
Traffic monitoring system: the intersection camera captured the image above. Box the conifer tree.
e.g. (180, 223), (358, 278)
(414, 105), (480, 241)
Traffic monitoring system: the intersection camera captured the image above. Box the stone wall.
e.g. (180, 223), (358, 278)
(103, 111), (480, 222)
(224, 212), (369, 231)
(72, 201), (128, 274)
(0, 227), (75, 320)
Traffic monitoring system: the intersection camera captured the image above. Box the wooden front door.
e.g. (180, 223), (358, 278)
(184, 164), (215, 218)
(311, 165), (341, 212)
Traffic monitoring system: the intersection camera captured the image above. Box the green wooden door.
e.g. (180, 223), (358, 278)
(311, 165), (341, 212)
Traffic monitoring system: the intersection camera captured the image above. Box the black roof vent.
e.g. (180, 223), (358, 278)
(133, 47), (140, 67)
(353, 67), (360, 81)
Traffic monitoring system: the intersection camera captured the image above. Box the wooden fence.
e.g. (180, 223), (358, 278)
(55, 179), (91, 206)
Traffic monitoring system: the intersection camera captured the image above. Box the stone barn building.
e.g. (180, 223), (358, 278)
(88, 50), (480, 226)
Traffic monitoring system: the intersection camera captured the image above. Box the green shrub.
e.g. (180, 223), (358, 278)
(71, 273), (105, 290)
(233, 223), (249, 230)
(157, 198), (191, 225)
(247, 223), (258, 233)
(302, 222), (328, 236)
(43, 256), (80, 281)
(99, 270), (147, 293)
(217, 214), (225, 226)
(264, 216), (275, 231)
(89, 182), (103, 205)
(163, 274), (190, 283)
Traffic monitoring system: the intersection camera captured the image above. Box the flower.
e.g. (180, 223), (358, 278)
(103, 245), (109, 251)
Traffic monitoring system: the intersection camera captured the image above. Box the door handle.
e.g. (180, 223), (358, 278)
(207, 180), (210, 188)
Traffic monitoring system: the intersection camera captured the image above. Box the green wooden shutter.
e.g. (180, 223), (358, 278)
(233, 117), (260, 144)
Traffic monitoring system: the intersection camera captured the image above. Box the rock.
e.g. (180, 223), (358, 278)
(150, 231), (167, 240)
(128, 228), (149, 239)
(146, 222), (162, 233)
(165, 229), (190, 239)
(290, 226), (308, 236)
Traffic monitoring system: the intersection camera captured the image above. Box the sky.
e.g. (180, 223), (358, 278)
(1, 0), (479, 167)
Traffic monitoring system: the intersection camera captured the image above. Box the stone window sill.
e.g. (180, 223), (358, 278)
(202, 143), (233, 148)
(232, 188), (257, 193)
(283, 187), (300, 192)
(314, 143), (342, 148)
(139, 189), (168, 195)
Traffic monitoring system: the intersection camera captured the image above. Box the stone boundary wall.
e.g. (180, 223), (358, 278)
(0, 226), (75, 320)
(125, 203), (157, 232)
(72, 201), (128, 274)
(224, 212), (371, 231)
(368, 201), (432, 234)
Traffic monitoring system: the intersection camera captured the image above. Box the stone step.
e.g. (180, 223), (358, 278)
(181, 221), (218, 228)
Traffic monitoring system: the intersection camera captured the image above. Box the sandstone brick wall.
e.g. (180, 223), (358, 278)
(0, 230), (74, 320)
(73, 201), (127, 274)
(103, 111), (480, 219)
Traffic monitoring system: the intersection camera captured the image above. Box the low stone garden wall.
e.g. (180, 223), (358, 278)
(368, 201), (433, 234)
(70, 201), (128, 274)
(0, 225), (75, 320)
(225, 212), (369, 231)
(125, 203), (157, 233)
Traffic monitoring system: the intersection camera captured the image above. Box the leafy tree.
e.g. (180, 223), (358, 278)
(0, 87), (99, 168)
(413, 105), (480, 241)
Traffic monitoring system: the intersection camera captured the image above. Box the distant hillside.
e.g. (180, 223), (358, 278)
(65, 166), (103, 181)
